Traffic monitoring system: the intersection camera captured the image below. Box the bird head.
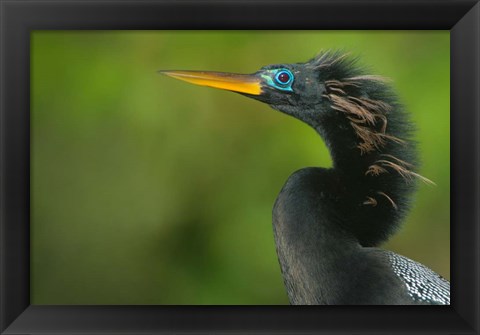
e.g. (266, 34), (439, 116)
(160, 51), (406, 159)
(159, 54), (341, 128)
(160, 51), (418, 160)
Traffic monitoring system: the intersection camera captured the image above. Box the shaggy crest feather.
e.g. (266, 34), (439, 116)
(313, 51), (432, 186)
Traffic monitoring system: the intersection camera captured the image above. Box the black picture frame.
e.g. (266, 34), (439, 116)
(1, 0), (479, 334)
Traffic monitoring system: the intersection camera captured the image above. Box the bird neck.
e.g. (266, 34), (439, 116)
(306, 96), (420, 247)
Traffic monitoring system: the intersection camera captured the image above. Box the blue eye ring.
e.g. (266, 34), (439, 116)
(274, 69), (294, 86)
(260, 68), (295, 92)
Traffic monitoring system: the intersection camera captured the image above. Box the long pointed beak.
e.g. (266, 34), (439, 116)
(159, 70), (263, 96)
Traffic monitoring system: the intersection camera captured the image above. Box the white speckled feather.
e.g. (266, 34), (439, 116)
(387, 251), (450, 305)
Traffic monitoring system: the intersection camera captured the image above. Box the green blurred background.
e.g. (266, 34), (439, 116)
(31, 31), (450, 305)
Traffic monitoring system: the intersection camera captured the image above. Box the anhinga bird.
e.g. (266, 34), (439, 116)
(160, 51), (450, 305)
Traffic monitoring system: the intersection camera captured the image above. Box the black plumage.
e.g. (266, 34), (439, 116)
(161, 50), (450, 305)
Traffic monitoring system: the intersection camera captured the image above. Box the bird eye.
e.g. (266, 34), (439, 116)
(274, 69), (294, 86)
(260, 68), (294, 92)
